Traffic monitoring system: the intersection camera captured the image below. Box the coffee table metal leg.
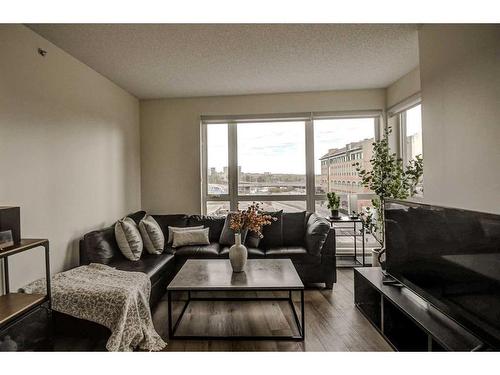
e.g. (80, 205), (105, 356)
(168, 290), (172, 338)
(301, 289), (305, 339)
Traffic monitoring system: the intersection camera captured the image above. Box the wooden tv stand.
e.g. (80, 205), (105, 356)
(354, 267), (485, 351)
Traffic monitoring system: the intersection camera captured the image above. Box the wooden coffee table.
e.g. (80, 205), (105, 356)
(167, 259), (305, 341)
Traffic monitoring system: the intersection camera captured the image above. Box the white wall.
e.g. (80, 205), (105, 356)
(386, 66), (421, 109)
(419, 25), (500, 213)
(140, 89), (385, 214)
(0, 25), (141, 290)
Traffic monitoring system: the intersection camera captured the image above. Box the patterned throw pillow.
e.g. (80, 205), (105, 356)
(167, 225), (203, 244)
(138, 215), (165, 255)
(115, 217), (143, 261)
(171, 228), (210, 248)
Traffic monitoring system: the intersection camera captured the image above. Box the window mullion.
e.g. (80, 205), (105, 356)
(228, 122), (238, 211)
(305, 118), (315, 212)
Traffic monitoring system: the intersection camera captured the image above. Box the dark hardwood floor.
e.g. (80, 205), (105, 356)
(154, 269), (392, 351)
(53, 269), (391, 351)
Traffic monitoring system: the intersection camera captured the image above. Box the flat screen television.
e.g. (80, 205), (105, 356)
(384, 199), (500, 349)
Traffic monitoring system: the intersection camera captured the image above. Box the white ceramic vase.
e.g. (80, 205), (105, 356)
(229, 233), (247, 272)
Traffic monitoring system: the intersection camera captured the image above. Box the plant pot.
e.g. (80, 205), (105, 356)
(372, 249), (381, 267)
(330, 209), (339, 219)
(372, 248), (386, 269)
(229, 233), (248, 272)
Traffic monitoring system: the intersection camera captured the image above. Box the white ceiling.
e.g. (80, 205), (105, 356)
(28, 24), (419, 99)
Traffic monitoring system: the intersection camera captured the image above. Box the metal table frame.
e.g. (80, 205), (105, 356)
(327, 217), (366, 267)
(167, 288), (305, 341)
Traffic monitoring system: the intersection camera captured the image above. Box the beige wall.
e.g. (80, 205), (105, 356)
(140, 89), (385, 214)
(386, 66), (421, 108)
(419, 25), (500, 213)
(0, 25), (141, 290)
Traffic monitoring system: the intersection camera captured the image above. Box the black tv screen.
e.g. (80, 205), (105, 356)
(385, 199), (500, 349)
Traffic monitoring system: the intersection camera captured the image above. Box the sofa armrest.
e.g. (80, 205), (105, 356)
(320, 227), (336, 258)
(305, 214), (331, 256)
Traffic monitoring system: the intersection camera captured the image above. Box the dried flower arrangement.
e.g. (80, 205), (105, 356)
(229, 202), (276, 238)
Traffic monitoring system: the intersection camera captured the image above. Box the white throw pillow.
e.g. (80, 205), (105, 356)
(171, 228), (210, 248)
(115, 217), (143, 261)
(138, 215), (165, 255)
(167, 225), (203, 244)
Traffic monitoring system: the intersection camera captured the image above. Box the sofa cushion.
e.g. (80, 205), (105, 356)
(219, 213), (248, 246)
(138, 215), (165, 254)
(152, 214), (189, 238)
(260, 210), (283, 249)
(108, 253), (175, 283)
(167, 225), (203, 244)
(189, 215), (225, 242)
(219, 246), (266, 257)
(174, 242), (221, 258)
(82, 226), (121, 264)
(305, 213), (331, 256)
(266, 246), (320, 264)
(283, 211), (306, 246)
(172, 228), (210, 248)
(114, 217), (143, 261)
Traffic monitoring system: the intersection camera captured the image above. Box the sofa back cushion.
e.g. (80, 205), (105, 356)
(152, 214), (189, 238)
(189, 215), (225, 242)
(260, 210), (283, 249)
(127, 210), (147, 225)
(81, 226), (121, 264)
(283, 211), (307, 246)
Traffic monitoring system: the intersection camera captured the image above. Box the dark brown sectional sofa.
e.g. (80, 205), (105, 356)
(80, 210), (337, 307)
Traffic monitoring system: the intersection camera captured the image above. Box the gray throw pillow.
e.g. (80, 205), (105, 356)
(167, 225), (203, 244)
(138, 215), (165, 255)
(305, 213), (331, 256)
(115, 217), (143, 261)
(219, 213), (248, 246)
(172, 228), (210, 248)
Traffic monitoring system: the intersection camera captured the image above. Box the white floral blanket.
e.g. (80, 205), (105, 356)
(21, 263), (166, 352)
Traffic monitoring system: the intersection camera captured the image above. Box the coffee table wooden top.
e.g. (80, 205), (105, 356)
(167, 259), (304, 291)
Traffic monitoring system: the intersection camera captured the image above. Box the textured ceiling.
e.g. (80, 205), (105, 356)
(28, 24), (419, 99)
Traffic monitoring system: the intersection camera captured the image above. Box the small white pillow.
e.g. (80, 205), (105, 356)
(172, 228), (210, 248)
(115, 217), (143, 261)
(167, 225), (203, 244)
(138, 215), (165, 255)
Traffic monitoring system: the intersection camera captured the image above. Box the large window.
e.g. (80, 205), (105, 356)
(237, 121), (306, 196)
(202, 114), (379, 216)
(313, 118), (376, 215)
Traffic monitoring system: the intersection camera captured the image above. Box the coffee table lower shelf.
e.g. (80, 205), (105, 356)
(167, 289), (305, 341)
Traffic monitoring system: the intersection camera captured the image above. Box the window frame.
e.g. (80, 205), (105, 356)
(389, 97), (424, 199)
(201, 111), (382, 215)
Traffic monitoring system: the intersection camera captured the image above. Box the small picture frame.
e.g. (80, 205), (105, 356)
(0, 230), (14, 249)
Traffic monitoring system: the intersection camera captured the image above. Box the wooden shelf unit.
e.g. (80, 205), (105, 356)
(354, 267), (484, 351)
(1, 239), (51, 351)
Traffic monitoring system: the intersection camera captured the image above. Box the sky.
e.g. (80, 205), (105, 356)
(207, 118), (376, 175)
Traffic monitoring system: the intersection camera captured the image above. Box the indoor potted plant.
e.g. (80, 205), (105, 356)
(326, 192), (341, 219)
(354, 126), (423, 267)
(229, 202), (276, 272)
